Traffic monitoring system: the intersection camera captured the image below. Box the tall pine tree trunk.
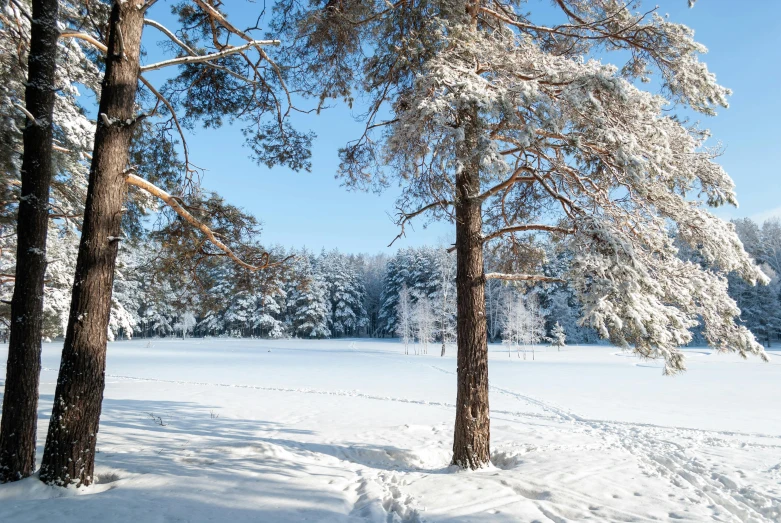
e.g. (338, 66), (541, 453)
(39, 1), (145, 487)
(451, 106), (490, 469)
(0, 0), (60, 483)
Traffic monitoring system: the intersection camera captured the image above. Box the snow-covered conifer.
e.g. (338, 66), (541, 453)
(548, 322), (567, 352)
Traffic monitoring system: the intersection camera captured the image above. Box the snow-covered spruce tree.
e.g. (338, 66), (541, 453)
(318, 250), (368, 337)
(378, 249), (413, 335)
(276, 0), (768, 468)
(548, 321), (566, 351)
(40, 0), (310, 487)
(726, 219), (781, 347)
(378, 246), (442, 335)
(287, 253), (331, 338)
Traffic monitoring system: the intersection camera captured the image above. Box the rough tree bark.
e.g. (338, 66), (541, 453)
(39, 1), (145, 487)
(451, 106), (490, 469)
(0, 0), (60, 483)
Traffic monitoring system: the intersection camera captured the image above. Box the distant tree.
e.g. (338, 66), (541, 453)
(289, 255), (331, 338)
(412, 293), (435, 355)
(548, 322), (567, 351)
(173, 311), (196, 338)
(361, 253), (389, 337)
(396, 284), (413, 355)
(501, 290), (526, 358)
(434, 247), (457, 355)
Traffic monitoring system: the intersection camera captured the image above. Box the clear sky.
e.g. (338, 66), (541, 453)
(140, 0), (781, 254)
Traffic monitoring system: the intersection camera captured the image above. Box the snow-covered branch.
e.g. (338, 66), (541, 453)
(483, 224), (576, 244)
(140, 40), (281, 73)
(485, 273), (564, 283)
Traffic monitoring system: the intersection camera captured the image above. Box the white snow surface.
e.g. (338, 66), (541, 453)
(1, 339), (780, 522)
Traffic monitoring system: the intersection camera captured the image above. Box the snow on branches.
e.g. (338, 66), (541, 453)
(276, 0), (770, 372)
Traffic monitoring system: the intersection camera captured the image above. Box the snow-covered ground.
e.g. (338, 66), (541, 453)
(1, 339), (780, 522)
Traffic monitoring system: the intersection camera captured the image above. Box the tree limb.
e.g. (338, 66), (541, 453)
(60, 31), (107, 52)
(139, 39), (280, 73)
(476, 167), (535, 201)
(389, 200), (452, 247)
(483, 224), (575, 243)
(125, 173), (277, 272)
(485, 273), (564, 283)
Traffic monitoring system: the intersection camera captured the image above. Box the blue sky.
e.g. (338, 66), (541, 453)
(140, 0), (781, 253)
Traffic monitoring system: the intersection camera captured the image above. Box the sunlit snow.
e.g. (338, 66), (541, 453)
(1, 338), (779, 522)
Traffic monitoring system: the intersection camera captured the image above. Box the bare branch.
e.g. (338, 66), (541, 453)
(13, 103), (38, 126)
(485, 273), (564, 283)
(138, 76), (195, 176)
(476, 167), (535, 201)
(389, 200), (452, 247)
(483, 224), (575, 243)
(140, 39), (281, 73)
(144, 18), (196, 55)
(60, 31), (107, 53)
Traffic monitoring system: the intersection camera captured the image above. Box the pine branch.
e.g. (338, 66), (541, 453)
(125, 173), (279, 272)
(483, 224), (575, 243)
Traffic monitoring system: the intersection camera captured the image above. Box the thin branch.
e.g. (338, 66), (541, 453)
(389, 200), (452, 247)
(140, 39), (280, 73)
(476, 167), (535, 201)
(144, 18), (196, 55)
(485, 273), (565, 283)
(483, 224), (575, 243)
(138, 76), (194, 175)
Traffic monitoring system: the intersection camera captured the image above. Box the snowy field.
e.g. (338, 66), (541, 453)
(1, 339), (780, 522)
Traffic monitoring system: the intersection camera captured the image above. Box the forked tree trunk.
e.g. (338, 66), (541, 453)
(39, 1), (145, 487)
(0, 0), (60, 483)
(451, 106), (490, 469)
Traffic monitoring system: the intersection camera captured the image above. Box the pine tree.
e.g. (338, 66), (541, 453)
(548, 322), (566, 351)
(276, 0), (768, 468)
(40, 0), (311, 486)
(0, 0), (60, 482)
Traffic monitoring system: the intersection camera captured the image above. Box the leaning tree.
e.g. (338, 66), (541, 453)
(35, 0), (311, 486)
(274, 0), (768, 469)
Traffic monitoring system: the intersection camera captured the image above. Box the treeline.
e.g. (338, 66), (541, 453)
(1, 234), (600, 342)
(726, 218), (781, 346)
(3, 218), (780, 346)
